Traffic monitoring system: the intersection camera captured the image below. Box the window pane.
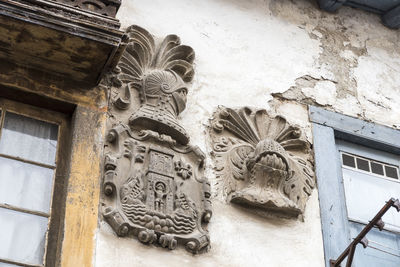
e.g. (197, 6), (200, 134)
(0, 263), (20, 267)
(356, 158), (370, 172)
(0, 112), (58, 165)
(342, 154), (355, 168)
(370, 162), (384, 175)
(0, 157), (54, 213)
(385, 166), (399, 179)
(0, 208), (48, 266)
(343, 168), (400, 232)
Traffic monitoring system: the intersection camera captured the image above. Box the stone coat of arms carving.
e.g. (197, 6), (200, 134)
(101, 25), (211, 253)
(209, 106), (314, 218)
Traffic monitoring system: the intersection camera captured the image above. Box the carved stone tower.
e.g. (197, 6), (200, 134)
(101, 26), (212, 253)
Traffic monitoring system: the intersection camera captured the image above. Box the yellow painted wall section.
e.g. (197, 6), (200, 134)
(60, 106), (107, 267)
(0, 40), (109, 266)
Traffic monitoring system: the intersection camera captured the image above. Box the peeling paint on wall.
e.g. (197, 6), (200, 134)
(269, 0), (400, 129)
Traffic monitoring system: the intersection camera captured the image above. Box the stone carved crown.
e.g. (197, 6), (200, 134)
(209, 106), (314, 217)
(112, 25), (195, 145)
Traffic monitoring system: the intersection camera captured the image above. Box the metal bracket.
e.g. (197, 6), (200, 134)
(329, 198), (400, 267)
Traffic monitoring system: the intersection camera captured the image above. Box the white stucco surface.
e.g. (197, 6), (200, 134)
(95, 0), (400, 266)
(96, 192), (322, 267)
(114, 0), (324, 153)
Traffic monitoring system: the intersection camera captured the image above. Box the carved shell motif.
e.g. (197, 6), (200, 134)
(210, 106), (314, 217)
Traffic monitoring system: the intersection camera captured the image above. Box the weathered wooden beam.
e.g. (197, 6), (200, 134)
(0, 0), (125, 88)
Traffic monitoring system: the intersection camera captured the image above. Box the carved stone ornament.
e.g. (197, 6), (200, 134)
(53, 0), (121, 17)
(102, 25), (212, 253)
(209, 106), (314, 218)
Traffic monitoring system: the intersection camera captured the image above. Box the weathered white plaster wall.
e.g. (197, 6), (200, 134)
(95, 0), (400, 266)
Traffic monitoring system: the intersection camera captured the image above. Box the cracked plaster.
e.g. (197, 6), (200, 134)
(269, 0), (400, 128)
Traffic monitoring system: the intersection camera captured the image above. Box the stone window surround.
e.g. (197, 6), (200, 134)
(310, 105), (400, 266)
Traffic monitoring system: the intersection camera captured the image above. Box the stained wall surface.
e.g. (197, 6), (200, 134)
(95, 0), (400, 266)
(0, 59), (108, 267)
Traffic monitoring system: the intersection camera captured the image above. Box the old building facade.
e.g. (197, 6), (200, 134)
(0, 0), (399, 267)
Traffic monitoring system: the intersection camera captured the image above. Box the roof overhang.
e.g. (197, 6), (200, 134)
(318, 0), (400, 29)
(0, 0), (126, 89)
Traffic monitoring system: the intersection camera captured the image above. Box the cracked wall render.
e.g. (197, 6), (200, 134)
(269, 0), (400, 128)
(94, 0), (400, 266)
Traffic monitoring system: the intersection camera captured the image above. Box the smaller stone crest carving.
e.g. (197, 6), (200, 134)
(209, 106), (314, 217)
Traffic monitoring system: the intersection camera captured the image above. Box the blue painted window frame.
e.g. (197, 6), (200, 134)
(309, 106), (400, 266)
